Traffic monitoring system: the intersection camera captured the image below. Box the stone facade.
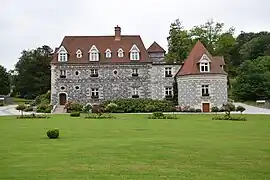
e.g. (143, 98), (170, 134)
(176, 74), (228, 110)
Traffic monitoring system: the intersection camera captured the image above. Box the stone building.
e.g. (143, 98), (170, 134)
(50, 26), (180, 107)
(175, 41), (228, 112)
(50, 26), (227, 112)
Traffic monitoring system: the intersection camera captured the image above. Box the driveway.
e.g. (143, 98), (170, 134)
(233, 102), (270, 114)
(0, 105), (35, 116)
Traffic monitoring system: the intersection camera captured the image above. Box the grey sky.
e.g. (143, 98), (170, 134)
(1, 0), (270, 70)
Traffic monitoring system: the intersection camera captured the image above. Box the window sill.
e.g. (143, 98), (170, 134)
(132, 95), (139, 98)
(132, 73), (139, 77)
(165, 74), (173, 77)
(202, 94), (210, 97)
(59, 75), (66, 78)
(90, 74), (99, 77)
(91, 96), (99, 99)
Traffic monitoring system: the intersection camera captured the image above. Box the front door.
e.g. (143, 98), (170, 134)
(202, 103), (210, 112)
(59, 93), (67, 105)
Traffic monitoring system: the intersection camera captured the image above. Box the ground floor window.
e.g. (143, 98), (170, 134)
(91, 88), (99, 98)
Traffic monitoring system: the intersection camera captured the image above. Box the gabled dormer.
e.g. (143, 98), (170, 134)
(129, 44), (140, 60)
(199, 54), (211, 72)
(89, 45), (99, 61)
(57, 46), (68, 62)
(117, 48), (124, 58)
(105, 49), (112, 58)
(76, 49), (82, 58)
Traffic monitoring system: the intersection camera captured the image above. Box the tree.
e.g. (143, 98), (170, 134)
(16, 104), (26, 116)
(15, 45), (52, 99)
(0, 65), (10, 95)
(236, 106), (246, 114)
(233, 56), (270, 101)
(166, 19), (192, 63)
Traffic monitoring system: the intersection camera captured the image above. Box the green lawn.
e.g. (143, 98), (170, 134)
(0, 114), (269, 180)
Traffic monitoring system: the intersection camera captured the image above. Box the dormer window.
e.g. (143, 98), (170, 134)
(89, 45), (99, 61)
(129, 44), (140, 60)
(105, 49), (112, 58)
(118, 48), (124, 58)
(76, 49), (82, 58)
(57, 46), (68, 62)
(199, 54), (211, 72)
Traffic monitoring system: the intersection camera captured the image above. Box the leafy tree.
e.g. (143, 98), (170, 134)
(236, 106), (246, 114)
(166, 19), (192, 63)
(0, 65), (10, 95)
(16, 104), (26, 116)
(233, 56), (270, 101)
(15, 45), (52, 99)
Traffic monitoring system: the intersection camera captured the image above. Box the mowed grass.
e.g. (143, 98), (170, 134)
(0, 114), (270, 180)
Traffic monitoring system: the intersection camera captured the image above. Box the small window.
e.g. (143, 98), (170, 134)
(59, 53), (67, 62)
(60, 70), (66, 78)
(90, 69), (98, 77)
(91, 88), (99, 98)
(130, 51), (139, 60)
(60, 86), (65, 90)
(113, 70), (118, 75)
(202, 85), (209, 96)
(165, 87), (173, 96)
(132, 87), (139, 98)
(200, 62), (210, 72)
(75, 86), (80, 90)
(75, 71), (79, 76)
(105, 49), (112, 58)
(76, 49), (82, 58)
(132, 68), (138, 76)
(118, 49), (124, 58)
(165, 67), (172, 77)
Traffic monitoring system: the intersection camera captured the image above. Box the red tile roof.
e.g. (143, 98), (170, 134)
(176, 40), (227, 76)
(147, 41), (166, 53)
(51, 29), (150, 64)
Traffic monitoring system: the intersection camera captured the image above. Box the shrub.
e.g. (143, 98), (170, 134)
(152, 112), (165, 118)
(17, 113), (49, 119)
(0, 103), (4, 106)
(236, 106), (246, 114)
(190, 108), (196, 112)
(211, 106), (219, 113)
(70, 111), (80, 117)
(47, 129), (59, 139)
(82, 103), (92, 113)
(222, 103), (236, 116)
(148, 112), (177, 119)
(101, 99), (173, 113)
(65, 101), (83, 113)
(85, 114), (115, 119)
(16, 104), (27, 116)
(212, 115), (246, 121)
(31, 91), (51, 106)
(105, 103), (118, 113)
(195, 109), (202, 113)
(24, 107), (33, 112)
(37, 104), (52, 113)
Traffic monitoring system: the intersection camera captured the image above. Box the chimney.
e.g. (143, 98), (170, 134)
(114, 25), (121, 41)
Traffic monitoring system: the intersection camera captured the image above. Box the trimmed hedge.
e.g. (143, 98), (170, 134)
(102, 99), (174, 113)
(212, 115), (246, 121)
(17, 113), (49, 119)
(47, 129), (59, 139)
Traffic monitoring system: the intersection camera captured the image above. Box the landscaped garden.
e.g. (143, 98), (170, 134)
(0, 114), (269, 180)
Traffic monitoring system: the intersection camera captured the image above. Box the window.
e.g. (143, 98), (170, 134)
(59, 53), (67, 62)
(90, 69), (98, 77)
(130, 51), (139, 60)
(132, 68), (138, 76)
(165, 67), (172, 77)
(89, 45), (99, 61)
(60, 70), (66, 78)
(202, 85), (209, 96)
(75, 71), (79, 76)
(132, 87), (139, 98)
(105, 49), (111, 58)
(91, 88), (99, 98)
(118, 48), (124, 57)
(113, 70), (118, 75)
(75, 86), (80, 90)
(76, 49), (82, 58)
(200, 62), (210, 72)
(165, 87), (173, 96)
(60, 86), (65, 90)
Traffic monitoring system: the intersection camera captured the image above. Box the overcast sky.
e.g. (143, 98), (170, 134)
(1, 0), (270, 70)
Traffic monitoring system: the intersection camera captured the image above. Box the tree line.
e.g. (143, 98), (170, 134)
(0, 19), (269, 101)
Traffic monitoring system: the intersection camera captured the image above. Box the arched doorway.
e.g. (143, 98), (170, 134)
(59, 93), (67, 105)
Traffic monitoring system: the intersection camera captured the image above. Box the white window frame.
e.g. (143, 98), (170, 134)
(165, 87), (173, 96)
(89, 45), (99, 61)
(201, 85), (210, 96)
(129, 44), (140, 60)
(165, 67), (172, 77)
(118, 48), (124, 58)
(57, 46), (68, 62)
(132, 87), (139, 95)
(105, 49), (112, 58)
(200, 62), (210, 72)
(76, 49), (82, 58)
(91, 88), (99, 97)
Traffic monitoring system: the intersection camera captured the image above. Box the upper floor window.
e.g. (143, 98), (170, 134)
(105, 49), (112, 58)
(165, 67), (172, 77)
(132, 68), (138, 76)
(129, 44), (140, 60)
(90, 69), (98, 77)
(57, 46), (68, 62)
(60, 70), (66, 78)
(89, 45), (99, 61)
(91, 88), (99, 98)
(76, 49), (82, 58)
(118, 48), (124, 58)
(200, 62), (210, 72)
(202, 85), (209, 96)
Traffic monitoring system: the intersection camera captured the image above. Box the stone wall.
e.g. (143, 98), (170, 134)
(150, 64), (181, 100)
(51, 63), (152, 105)
(176, 74), (228, 110)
